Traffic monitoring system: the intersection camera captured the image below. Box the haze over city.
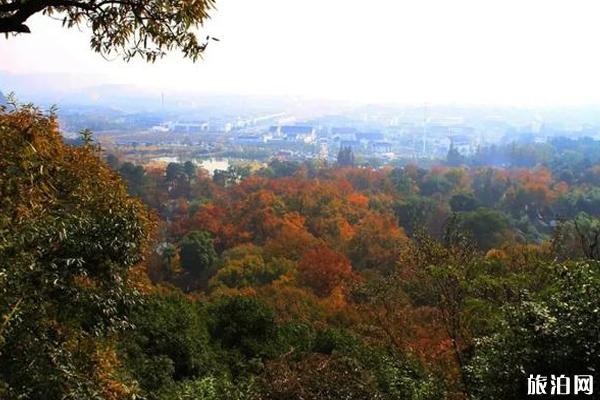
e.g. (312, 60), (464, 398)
(4, 0), (600, 106)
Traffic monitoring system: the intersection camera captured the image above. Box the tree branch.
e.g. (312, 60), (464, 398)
(0, 0), (96, 33)
(0, 2), (22, 12)
(0, 0), (48, 33)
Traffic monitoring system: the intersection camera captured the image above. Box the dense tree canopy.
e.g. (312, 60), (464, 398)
(0, 104), (153, 398)
(468, 262), (600, 399)
(179, 230), (217, 290)
(4, 99), (600, 399)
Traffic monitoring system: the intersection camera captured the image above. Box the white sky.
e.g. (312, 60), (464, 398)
(2, 0), (600, 105)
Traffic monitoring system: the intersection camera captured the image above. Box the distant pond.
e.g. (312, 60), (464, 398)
(197, 158), (230, 175)
(150, 157), (230, 176)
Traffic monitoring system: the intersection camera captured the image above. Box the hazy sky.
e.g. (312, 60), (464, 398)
(2, 0), (600, 105)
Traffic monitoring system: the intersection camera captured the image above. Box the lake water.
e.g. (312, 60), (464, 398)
(197, 158), (230, 175)
(150, 157), (230, 175)
(152, 156), (180, 164)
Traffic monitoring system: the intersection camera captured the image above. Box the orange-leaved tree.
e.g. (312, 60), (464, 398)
(297, 245), (356, 297)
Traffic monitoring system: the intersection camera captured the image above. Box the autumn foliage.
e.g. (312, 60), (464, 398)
(297, 246), (355, 297)
(4, 103), (600, 400)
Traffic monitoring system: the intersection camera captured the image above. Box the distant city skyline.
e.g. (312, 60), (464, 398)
(3, 0), (600, 106)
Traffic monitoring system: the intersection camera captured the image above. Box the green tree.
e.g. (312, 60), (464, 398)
(179, 230), (217, 286)
(119, 161), (147, 197)
(260, 354), (384, 400)
(159, 242), (178, 279)
(446, 142), (465, 166)
(419, 174), (453, 196)
(121, 293), (215, 396)
(212, 165), (251, 187)
(472, 168), (509, 207)
(572, 213), (600, 260)
(389, 167), (416, 195)
(264, 159), (301, 178)
(165, 162), (193, 199)
(393, 196), (436, 235)
(157, 376), (258, 400)
(207, 296), (278, 361)
(449, 192), (479, 212)
(184, 160), (198, 181)
(0, 0), (217, 61)
(166, 162), (185, 182)
(105, 152), (120, 170)
(261, 342), (444, 400)
(459, 207), (509, 250)
(0, 105), (153, 399)
(468, 262), (600, 399)
(337, 146), (355, 167)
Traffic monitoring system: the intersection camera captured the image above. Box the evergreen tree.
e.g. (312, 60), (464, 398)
(179, 230), (217, 288)
(446, 142), (465, 166)
(337, 146), (355, 167)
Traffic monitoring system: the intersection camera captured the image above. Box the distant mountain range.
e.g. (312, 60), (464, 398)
(6, 70), (600, 129)
(0, 71), (302, 115)
(0, 91), (7, 106)
(0, 71), (163, 111)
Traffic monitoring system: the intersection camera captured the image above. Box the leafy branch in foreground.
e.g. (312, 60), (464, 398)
(0, 0), (218, 61)
(0, 103), (154, 398)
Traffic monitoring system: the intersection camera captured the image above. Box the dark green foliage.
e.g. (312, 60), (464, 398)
(570, 213), (600, 260)
(120, 294), (269, 400)
(213, 165), (251, 187)
(276, 321), (317, 356)
(207, 296), (277, 360)
(555, 190), (586, 219)
(313, 328), (360, 355)
(212, 169), (228, 186)
(119, 161), (147, 197)
(263, 159), (301, 178)
(105, 153), (120, 170)
(180, 230), (217, 279)
(450, 192), (479, 212)
(356, 347), (444, 400)
(389, 167), (416, 195)
(471, 142), (552, 169)
(166, 162), (186, 182)
(183, 161), (197, 181)
(468, 262), (600, 399)
(459, 208), (509, 250)
(394, 195), (436, 235)
(121, 294), (215, 394)
(337, 146), (355, 167)
(419, 174), (453, 196)
(472, 168), (510, 207)
(446, 144), (465, 166)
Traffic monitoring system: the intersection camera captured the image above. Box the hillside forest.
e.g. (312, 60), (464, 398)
(2, 104), (600, 399)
